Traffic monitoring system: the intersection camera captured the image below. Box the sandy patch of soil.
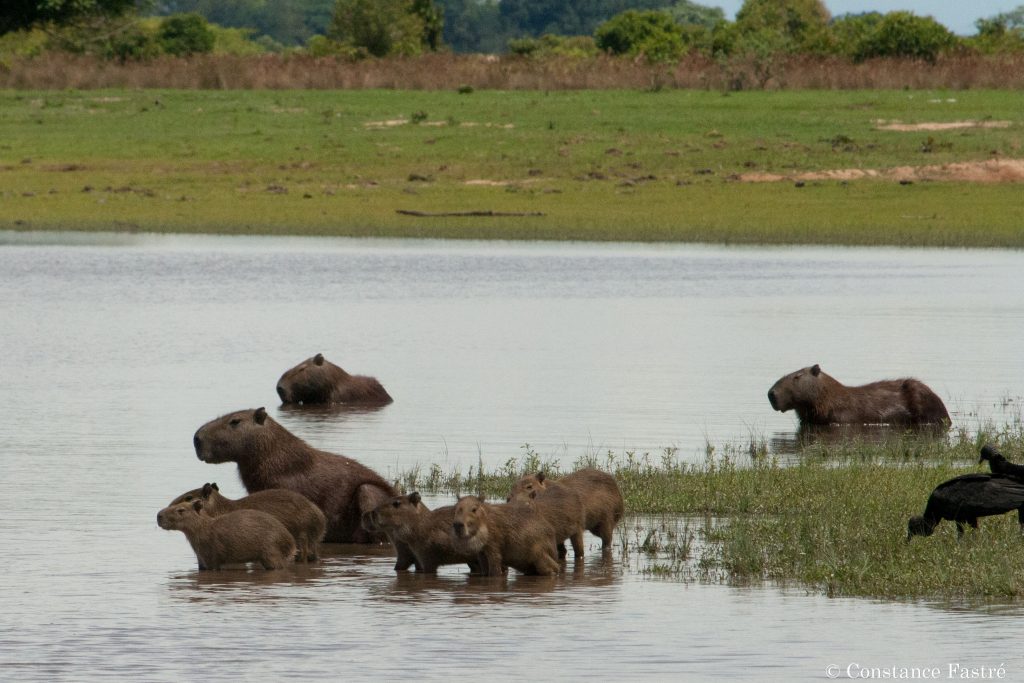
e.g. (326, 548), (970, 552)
(739, 159), (1024, 184)
(874, 120), (1013, 131)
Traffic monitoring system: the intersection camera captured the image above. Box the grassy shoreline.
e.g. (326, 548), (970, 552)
(401, 429), (1024, 599)
(2, 88), (1023, 247)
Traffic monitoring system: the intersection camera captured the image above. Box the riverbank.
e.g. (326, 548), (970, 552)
(403, 428), (1024, 599)
(2, 88), (1022, 247)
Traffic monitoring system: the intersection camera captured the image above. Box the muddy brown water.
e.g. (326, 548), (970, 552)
(3, 232), (1023, 680)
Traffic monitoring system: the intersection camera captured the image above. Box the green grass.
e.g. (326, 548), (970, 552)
(1, 88), (1023, 245)
(403, 427), (1024, 599)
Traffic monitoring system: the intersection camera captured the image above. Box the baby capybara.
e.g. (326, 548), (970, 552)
(364, 493), (479, 573)
(509, 469), (624, 549)
(506, 479), (586, 559)
(767, 364), (950, 427)
(157, 500), (295, 570)
(170, 483), (326, 561)
(276, 353), (392, 406)
(451, 495), (560, 576)
(192, 407), (397, 544)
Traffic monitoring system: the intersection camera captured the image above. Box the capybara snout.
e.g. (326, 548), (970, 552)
(767, 389), (779, 411)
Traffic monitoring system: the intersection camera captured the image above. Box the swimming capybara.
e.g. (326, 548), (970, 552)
(451, 495), (560, 576)
(509, 469), (624, 549)
(506, 479), (586, 559)
(170, 483), (326, 562)
(363, 493), (479, 573)
(767, 364), (950, 427)
(157, 500), (295, 570)
(192, 407), (398, 544)
(276, 353), (392, 406)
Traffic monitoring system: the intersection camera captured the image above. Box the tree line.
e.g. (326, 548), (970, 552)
(2, 0), (1023, 62)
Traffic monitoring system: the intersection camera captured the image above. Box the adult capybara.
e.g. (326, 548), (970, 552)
(451, 495), (560, 576)
(363, 493), (479, 573)
(170, 483), (326, 562)
(767, 364), (950, 427)
(276, 353), (392, 406)
(157, 500), (295, 570)
(509, 469), (624, 549)
(506, 480), (586, 559)
(192, 407), (398, 544)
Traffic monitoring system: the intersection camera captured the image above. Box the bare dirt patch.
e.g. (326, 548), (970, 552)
(738, 159), (1024, 184)
(874, 120), (1013, 131)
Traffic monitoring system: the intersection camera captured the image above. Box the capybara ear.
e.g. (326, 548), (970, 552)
(409, 492), (421, 506)
(811, 364), (821, 376)
(536, 472), (546, 483)
(201, 483), (214, 498)
(254, 407), (268, 425)
(211, 482), (219, 491)
(192, 500), (203, 512)
(314, 353), (325, 366)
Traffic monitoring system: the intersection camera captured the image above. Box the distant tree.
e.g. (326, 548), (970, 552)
(594, 9), (684, 61)
(1, 0), (140, 35)
(853, 11), (957, 62)
(667, 0), (723, 28)
(829, 12), (883, 56)
(733, 0), (831, 53)
(971, 6), (1024, 53)
(158, 13), (215, 55)
(152, 0), (334, 46)
(328, 0), (442, 56)
(436, 0), (507, 53)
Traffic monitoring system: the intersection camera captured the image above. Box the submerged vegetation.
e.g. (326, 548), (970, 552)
(401, 424), (1024, 600)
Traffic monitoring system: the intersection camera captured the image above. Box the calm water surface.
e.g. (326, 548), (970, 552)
(3, 232), (1024, 680)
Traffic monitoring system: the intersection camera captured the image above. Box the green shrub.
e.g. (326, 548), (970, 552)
(158, 13), (215, 56)
(853, 11), (958, 62)
(595, 10), (685, 62)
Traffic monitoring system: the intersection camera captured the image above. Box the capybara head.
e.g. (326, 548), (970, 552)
(169, 482), (219, 506)
(452, 495), (489, 547)
(157, 500), (204, 531)
(906, 515), (935, 541)
(276, 353), (347, 404)
(506, 472), (547, 503)
(193, 408), (271, 464)
(366, 492), (425, 534)
(767, 364), (823, 413)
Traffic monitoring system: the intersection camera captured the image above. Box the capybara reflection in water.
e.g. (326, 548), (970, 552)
(157, 500), (295, 570)
(363, 493), (479, 573)
(170, 483), (326, 562)
(506, 478), (586, 559)
(451, 495), (560, 576)
(276, 353), (392, 406)
(509, 469), (624, 550)
(192, 407), (400, 545)
(767, 364), (950, 427)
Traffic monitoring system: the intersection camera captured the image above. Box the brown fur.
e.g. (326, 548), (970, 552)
(510, 468), (624, 549)
(192, 407), (399, 544)
(276, 353), (392, 406)
(767, 364), (950, 427)
(363, 493), (479, 573)
(450, 495), (560, 576)
(170, 483), (326, 561)
(506, 480), (586, 559)
(157, 500), (295, 570)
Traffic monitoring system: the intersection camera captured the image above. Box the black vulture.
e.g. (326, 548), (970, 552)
(978, 444), (1024, 479)
(907, 473), (1024, 540)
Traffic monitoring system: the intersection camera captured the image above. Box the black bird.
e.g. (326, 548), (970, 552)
(907, 473), (1024, 540)
(978, 444), (1024, 479)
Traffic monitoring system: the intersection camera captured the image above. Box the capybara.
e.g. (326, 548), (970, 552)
(509, 469), (624, 549)
(506, 479), (586, 559)
(767, 364), (950, 427)
(276, 353), (392, 406)
(157, 500), (295, 570)
(451, 495), (560, 576)
(170, 483), (326, 562)
(192, 407), (400, 545)
(363, 493), (479, 573)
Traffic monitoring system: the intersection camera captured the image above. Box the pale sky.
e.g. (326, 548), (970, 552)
(712, 1), (1022, 35)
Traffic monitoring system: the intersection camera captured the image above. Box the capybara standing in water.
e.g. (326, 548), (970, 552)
(157, 500), (295, 570)
(509, 469), (624, 550)
(506, 479), (586, 559)
(363, 493), (479, 573)
(767, 364), (950, 427)
(169, 483), (326, 561)
(451, 495), (560, 576)
(276, 353), (392, 406)
(192, 407), (400, 545)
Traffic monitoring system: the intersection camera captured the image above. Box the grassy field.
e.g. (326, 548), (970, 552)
(1, 88), (1022, 246)
(401, 428), (1024, 600)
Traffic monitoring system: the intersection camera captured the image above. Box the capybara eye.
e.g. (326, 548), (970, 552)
(184, 495), (193, 501)
(229, 418), (241, 427)
(392, 500), (401, 508)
